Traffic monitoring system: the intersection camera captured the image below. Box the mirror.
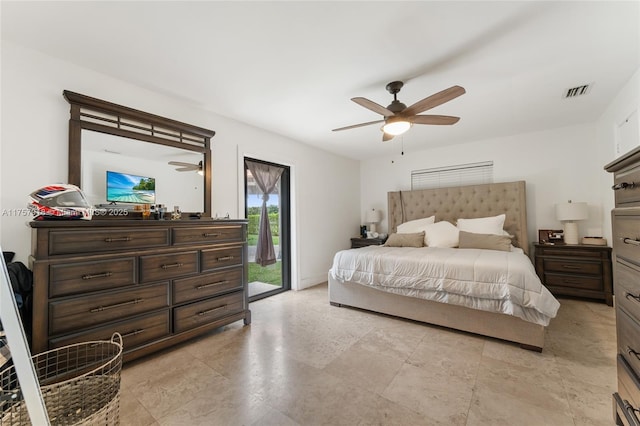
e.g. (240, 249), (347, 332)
(81, 130), (204, 212)
(64, 90), (214, 217)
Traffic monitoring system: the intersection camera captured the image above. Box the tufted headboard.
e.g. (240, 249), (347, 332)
(387, 181), (529, 254)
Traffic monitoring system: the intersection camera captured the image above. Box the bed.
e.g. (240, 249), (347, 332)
(328, 180), (559, 351)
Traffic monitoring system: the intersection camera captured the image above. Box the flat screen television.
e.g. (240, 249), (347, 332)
(106, 171), (156, 204)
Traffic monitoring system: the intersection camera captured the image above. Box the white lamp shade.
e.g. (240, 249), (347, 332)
(366, 209), (382, 223)
(555, 202), (588, 221)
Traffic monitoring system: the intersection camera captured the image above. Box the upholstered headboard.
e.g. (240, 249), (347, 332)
(387, 181), (529, 254)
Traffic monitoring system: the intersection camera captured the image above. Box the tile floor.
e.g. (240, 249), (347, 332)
(120, 283), (617, 425)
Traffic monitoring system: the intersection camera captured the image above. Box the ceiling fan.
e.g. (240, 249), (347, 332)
(168, 160), (203, 174)
(332, 81), (465, 141)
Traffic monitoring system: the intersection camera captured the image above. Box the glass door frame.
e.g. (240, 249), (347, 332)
(244, 157), (291, 302)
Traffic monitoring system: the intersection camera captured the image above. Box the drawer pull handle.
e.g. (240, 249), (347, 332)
(197, 305), (227, 316)
(216, 256), (234, 262)
(623, 238), (640, 247)
(203, 233), (220, 237)
(90, 298), (143, 313)
(624, 402), (640, 423)
(121, 329), (145, 338)
(561, 265), (582, 270)
(196, 280), (228, 290)
(627, 346), (640, 361)
(612, 182), (635, 191)
(82, 272), (113, 280)
(104, 237), (132, 243)
(161, 262), (183, 269)
(626, 292), (640, 303)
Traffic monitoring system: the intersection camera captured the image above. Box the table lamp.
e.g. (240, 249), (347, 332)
(366, 208), (383, 234)
(555, 200), (588, 245)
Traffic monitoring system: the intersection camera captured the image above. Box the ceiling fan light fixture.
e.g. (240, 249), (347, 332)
(382, 117), (411, 136)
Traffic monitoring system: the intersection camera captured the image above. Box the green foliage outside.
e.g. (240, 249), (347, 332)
(247, 213), (279, 236)
(133, 178), (155, 190)
(248, 261), (282, 285)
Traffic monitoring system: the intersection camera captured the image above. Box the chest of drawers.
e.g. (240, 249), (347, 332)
(533, 243), (613, 306)
(30, 219), (250, 362)
(605, 146), (640, 426)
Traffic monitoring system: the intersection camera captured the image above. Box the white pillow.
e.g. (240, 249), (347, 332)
(423, 221), (459, 248)
(456, 214), (506, 236)
(396, 216), (436, 234)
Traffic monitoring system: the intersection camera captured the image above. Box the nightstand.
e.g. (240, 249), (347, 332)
(533, 243), (613, 306)
(351, 237), (386, 248)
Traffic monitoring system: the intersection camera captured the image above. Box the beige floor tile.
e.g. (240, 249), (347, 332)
(382, 363), (473, 425)
(118, 282), (618, 426)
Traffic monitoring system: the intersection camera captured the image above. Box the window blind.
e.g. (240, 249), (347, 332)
(411, 161), (494, 190)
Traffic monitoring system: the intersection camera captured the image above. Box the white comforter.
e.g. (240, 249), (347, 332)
(329, 246), (560, 326)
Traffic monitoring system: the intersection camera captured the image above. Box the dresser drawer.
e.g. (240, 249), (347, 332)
(543, 259), (601, 276)
(613, 163), (640, 207)
(201, 246), (244, 271)
(49, 257), (136, 297)
(616, 261), (640, 324)
(49, 282), (169, 335)
(613, 392), (640, 426)
(618, 308), (640, 378)
(174, 291), (244, 333)
(618, 355), (640, 412)
(139, 251), (198, 283)
(543, 273), (603, 291)
(49, 310), (170, 350)
(613, 215), (640, 266)
(173, 225), (244, 245)
(49, 228), (169, 255)
(173, 267), (243, 304)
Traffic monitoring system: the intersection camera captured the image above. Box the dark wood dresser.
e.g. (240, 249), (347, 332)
(533, 243), (613, 306)
(30, 219), (250, 362)
(605, 146), (640, 425)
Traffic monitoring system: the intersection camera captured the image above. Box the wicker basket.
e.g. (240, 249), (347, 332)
(0, 333), (123, 425)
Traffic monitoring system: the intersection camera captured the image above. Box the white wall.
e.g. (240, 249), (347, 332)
(596, 67), (640, 240)
(360, 123), (606, 249)
(0, 40), (360, 289)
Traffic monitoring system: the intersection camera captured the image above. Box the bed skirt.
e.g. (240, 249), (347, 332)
(328, 275), (545, 351)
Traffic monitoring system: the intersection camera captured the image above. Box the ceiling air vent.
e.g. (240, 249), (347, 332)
(563, 84), (592, 99)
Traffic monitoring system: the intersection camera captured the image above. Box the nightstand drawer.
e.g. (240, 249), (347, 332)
(543, 259), (601, 276)
(543, 273), (603, 291)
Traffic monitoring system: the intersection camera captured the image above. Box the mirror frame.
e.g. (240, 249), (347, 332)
(64, 90), (214, 217)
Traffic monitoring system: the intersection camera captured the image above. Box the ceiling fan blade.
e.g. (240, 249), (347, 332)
(382, 132), (394, 142)
(403, 85), (466, 116)
(174, 167), (194, 172)
(351, 97), (396, 117)
(332, 119), (384, 132)
(410, 115), (460, 125)
(168, 161), (195, 167)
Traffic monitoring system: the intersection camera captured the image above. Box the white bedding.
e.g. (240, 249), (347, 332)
(329, 246), (560, 326)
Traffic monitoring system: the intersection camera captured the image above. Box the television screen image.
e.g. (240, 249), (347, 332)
(106, 171), (156, 204)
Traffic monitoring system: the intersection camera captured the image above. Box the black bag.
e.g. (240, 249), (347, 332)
(5, 262), (33, 342)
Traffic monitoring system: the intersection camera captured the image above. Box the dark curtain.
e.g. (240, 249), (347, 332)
(245, 160), (284, 266)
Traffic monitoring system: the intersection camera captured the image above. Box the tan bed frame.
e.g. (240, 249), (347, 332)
(328, 181), (545, 351)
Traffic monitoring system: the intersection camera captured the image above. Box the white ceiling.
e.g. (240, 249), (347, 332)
(2, 1), (639, 160)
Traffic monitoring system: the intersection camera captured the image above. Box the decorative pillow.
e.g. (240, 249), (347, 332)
(458, 231), (512, 252)
(384, 232), (425, 248)
(423, 221), (459, 248)
(396, 216), (436, 234)
(456, 214), (506, 236)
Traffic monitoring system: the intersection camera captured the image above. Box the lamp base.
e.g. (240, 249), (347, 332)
(563, 222), (579, 245)
(368, 223), (377, 233)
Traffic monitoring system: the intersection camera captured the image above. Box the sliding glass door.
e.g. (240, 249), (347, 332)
(244, 158), (290, 301)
